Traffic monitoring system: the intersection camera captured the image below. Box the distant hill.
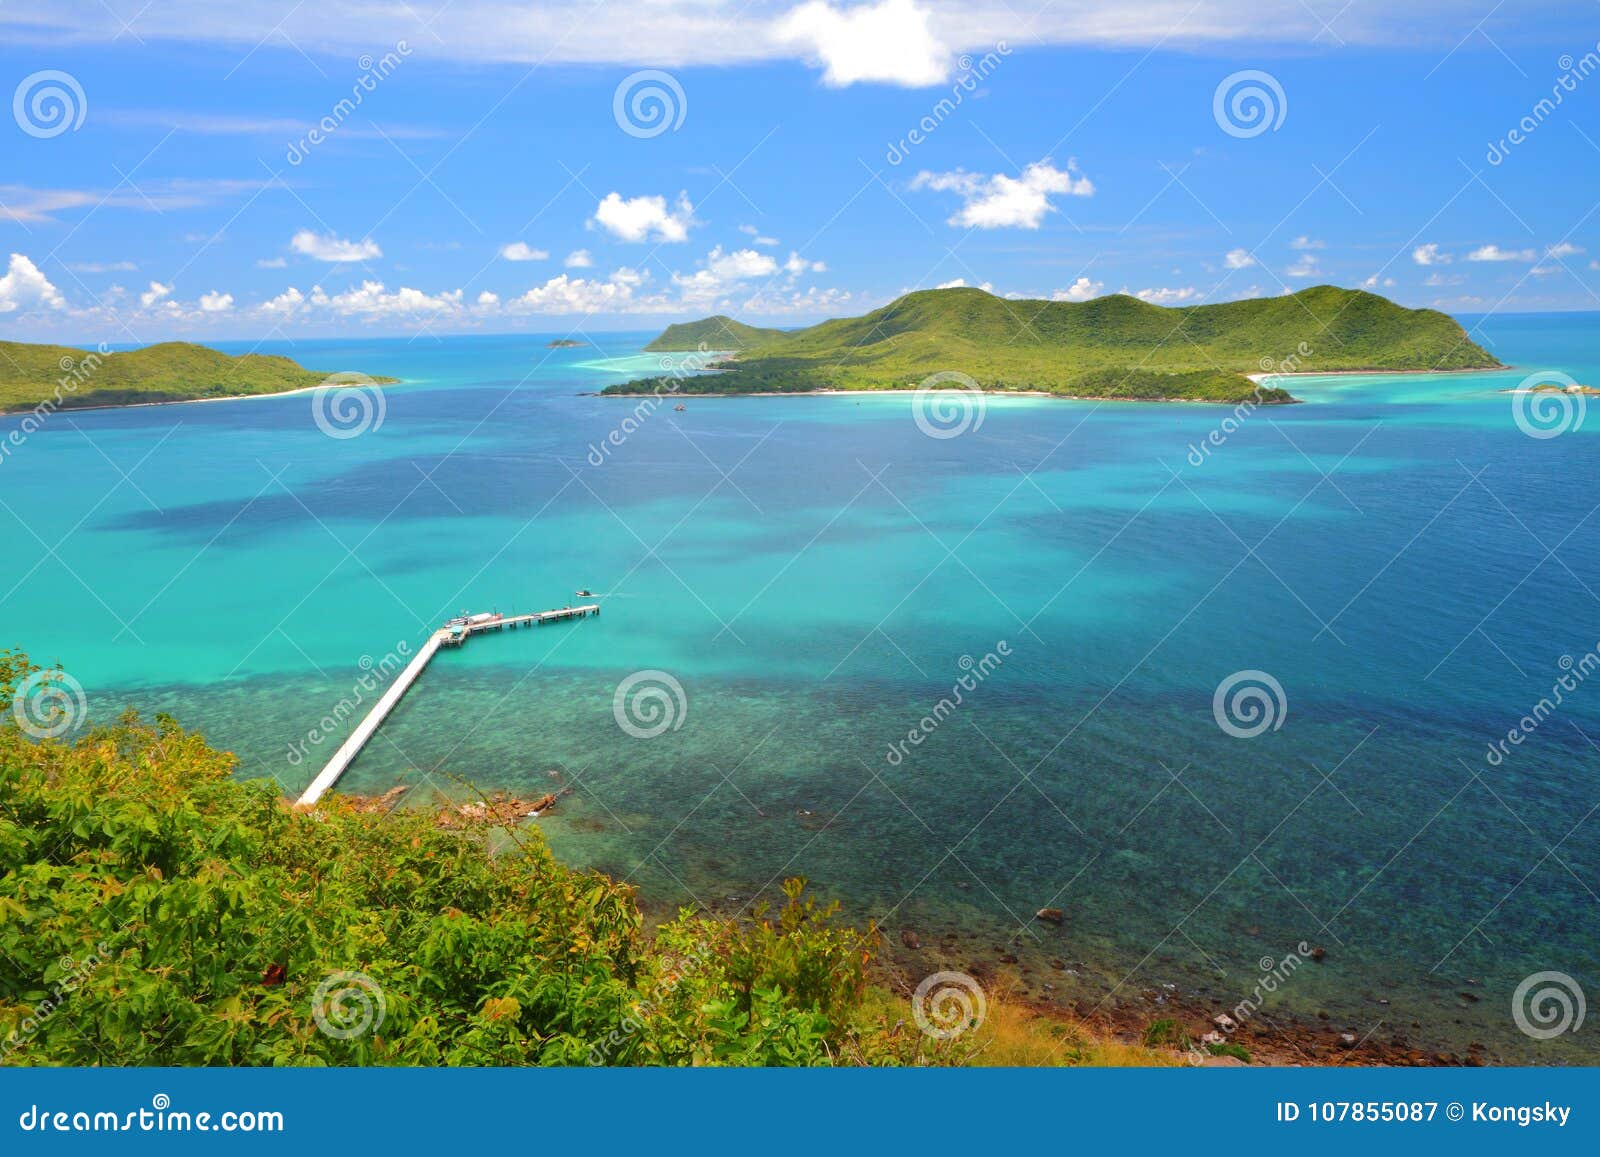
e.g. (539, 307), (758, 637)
(0, 341), (390, 413)
(644, 315), (788, 352)
(608, 285), (1501, 404)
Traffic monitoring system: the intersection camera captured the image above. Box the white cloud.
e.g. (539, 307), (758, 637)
(0, 253), (66, 313)
(910, 159), (1093, 229)
(2, 2), (1512, 72)
(933, 277), (994, 292)
(311, 281), (463, 316)
(198, 290), (233, 312)
(672, 247), (780, 303)
(257, 257), (288, 269)
(1286, 253), (1319, 278)
(1224, 248), (1255, 270)
(1467, 243), (1536, 262)
(290, 230), (382, 262)
(476, 291), (500, 308)
(1053, 276), (1103, 301)
(1412, 243), (1449, 266)
(591, 191), (694, 243)
(783, 251), (825, 275)
(564, 249), (594, 268)
(66, 260), (136, 273)
(1133, 286), (1198, 305)
(709, 246), (780, 280)
(738, 224), (779, 246)
(1546, 242), (1584, 259)
(513, 268), (647, 313)
(259, 287), (306, 315)
(1289, 235), (1326, 250)
(1423, 272), (1462, 287)
(139, 280), (173, 307)
(1360, 274), (1396, 289)
(777, 0), (951, 87)
(500, 242), (549, 262)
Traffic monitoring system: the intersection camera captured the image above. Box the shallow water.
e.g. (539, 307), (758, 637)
(3, 316), (1596, 1061)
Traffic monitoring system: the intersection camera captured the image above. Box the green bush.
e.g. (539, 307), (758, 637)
(0, 650), (887, 1067)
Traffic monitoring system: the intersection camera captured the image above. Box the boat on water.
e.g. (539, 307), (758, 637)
(575, 588), (594, 598)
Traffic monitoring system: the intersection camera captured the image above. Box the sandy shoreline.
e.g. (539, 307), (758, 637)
(591, 388), (1299, 406)
(1247, 365), (1506, 384)
(1, 378), (400, 418)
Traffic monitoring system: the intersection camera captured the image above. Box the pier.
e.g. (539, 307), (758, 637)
(295, 605), (600, 807)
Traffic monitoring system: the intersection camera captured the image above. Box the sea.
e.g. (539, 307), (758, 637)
(3, 311), (1596, 1062)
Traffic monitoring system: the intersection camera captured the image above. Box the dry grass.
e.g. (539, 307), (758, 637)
(959, 990), (1181, 1067)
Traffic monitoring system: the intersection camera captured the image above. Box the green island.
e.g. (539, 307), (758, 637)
(0, 340), (394, 415)
(545, 339), (586, 349)
(0, 652), (1181, 1068)
(606, 285), (1501, 404)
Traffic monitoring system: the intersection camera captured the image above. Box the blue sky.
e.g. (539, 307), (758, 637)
(1, 0), (1598, 342)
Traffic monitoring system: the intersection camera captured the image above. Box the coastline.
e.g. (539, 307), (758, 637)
(643, 886), (1489, 1068)
(1247, 365), (1506, 384)
(593, 388), (1300, 406)
(1, 377), (401, 418)
(341, 782), (1478, 1068)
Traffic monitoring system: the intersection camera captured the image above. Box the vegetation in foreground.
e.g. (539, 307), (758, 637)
(0, 340), (392, 414)
(609, 285), (1501, 403)
(0, 652), (1173, 1067)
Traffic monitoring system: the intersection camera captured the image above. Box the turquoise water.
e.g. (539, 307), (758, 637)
(3, 317), (1597, 1061)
